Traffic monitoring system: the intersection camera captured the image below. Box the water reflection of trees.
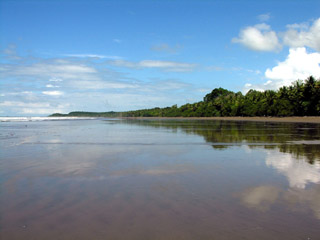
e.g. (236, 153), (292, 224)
(118, 119), (320, 164)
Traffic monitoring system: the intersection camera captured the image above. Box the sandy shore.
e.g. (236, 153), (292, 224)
(121, 116), (320, 123)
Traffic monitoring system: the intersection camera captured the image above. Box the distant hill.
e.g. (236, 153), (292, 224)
(50, 111), (119, 117)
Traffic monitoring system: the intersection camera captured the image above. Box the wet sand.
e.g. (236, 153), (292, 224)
(1, 119), (320, 240)
(122, 116), (320, 123)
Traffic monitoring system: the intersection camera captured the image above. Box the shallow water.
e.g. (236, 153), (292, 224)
(1, 119), (320, 240)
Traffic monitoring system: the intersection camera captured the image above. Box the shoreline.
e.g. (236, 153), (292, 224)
(120, 116), (320, 123)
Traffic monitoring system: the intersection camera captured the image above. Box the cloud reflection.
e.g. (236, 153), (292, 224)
(283, 186), (320, 219)
(265, 151), (320, 189)
(240, 185), (320, 220)
(240, 149), (320, 219)
(241, 185), (280, 211)
(110, 166), (192, 178)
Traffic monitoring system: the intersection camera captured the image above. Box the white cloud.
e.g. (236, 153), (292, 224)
(286, 22), (309, 30)
(247, 69), (261, 74)
(109, 59), (197, 72)
(0, 101), (50, 108)
(234, 18), (320, 53)
(46, 84), (59, 88)
(265, 47), (320, 88)
(49, 77), (63, 82)
(243, 47), (320, 91)
(0, 101), (70, 115)
(0, 48), (201, 116)
(42, 91), (64, 96)
(108, 59), (136, 68)
(197, 88), (212, 93)
(71, 80), (139, 90)
(232, 23), (281, 52)
(257, 13), (271, 22)
(36, 63), (96, 74)
(151, 80), (191, 91)
(3, 44), (21, 60)
(3, 44), (17, 55)
(113, 39), (121, 43)
(240, 18), (320, 91)
(1, 91), (35, 96)
(242, 85), (265, 93)
(206, 66), (224, 71)
(283, 18), (320, 51)
(141, 60), (193, 70)
(64, 54), (122, 59)
(20, 108), (63, 114)
(151, 43), (182, 53)
(0, 60), (103, 94)
(2, 61), (97, 80)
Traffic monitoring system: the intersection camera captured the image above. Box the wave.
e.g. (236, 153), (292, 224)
(0, 117), (98, 122)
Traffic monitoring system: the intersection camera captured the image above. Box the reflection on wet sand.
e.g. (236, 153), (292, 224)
(1, 119), (320, 240)
(240, 185), (320, 220)
(121, 119), (320, 163)
(266, 150), (320, 189)
(240, 146), (320, 220)
(283, 186), (320, 219)
(241, 186), (281, 211)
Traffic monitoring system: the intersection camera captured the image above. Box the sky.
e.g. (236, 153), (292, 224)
(0, 0), (320, 116)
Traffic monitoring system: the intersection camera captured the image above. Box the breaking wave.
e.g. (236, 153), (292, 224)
(0, 117), (97, 122)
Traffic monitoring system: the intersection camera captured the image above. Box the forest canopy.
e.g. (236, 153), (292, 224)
(51, 76), (320, 117)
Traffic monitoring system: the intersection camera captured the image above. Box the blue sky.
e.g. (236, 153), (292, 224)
(0, 0), (320, 116)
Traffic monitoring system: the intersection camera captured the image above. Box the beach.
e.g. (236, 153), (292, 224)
(1, 118), (320, 240)
(122, 116), (320, 123)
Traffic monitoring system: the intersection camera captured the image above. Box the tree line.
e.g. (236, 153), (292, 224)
(120, 119), (320, 164)
(51, 76), (320, 117)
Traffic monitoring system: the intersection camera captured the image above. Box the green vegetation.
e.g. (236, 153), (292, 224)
(119, 119), (320, 164)
(50, 76), (320, 117)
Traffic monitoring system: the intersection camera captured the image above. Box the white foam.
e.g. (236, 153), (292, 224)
(0, 117), (97, 122)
